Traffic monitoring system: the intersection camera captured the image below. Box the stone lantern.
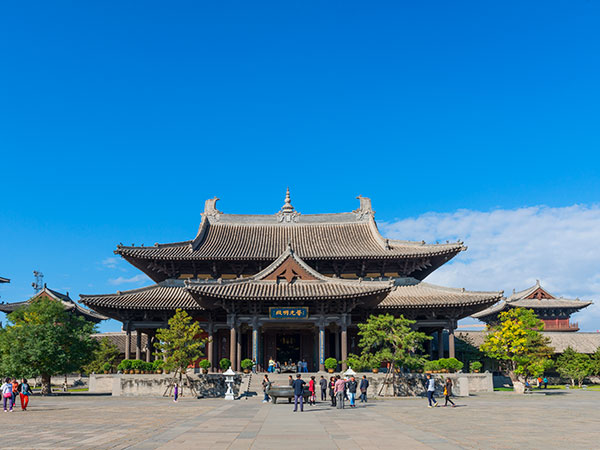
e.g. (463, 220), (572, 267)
(223, 367), (236, 400)
(343, 367), (357, 378)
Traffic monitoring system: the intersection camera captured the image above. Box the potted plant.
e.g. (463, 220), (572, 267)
(444, 358), (464, 373)
(219, 358), (231, 372)
(117, 359), (132, 374)
(131, 360), (143, 374)
(241, 358), (253, 373)
(102, 362), (112, 374)
(324, 358), (338, 373)
(423, 360), (440, 373)
(153, 359), (165, 374)
(198, 359), (211, 374)
(470, 361), (482, 373)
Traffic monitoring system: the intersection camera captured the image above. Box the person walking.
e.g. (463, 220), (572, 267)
(426, 374), (438, 408)
(347, 376), (358, 408)
(359, 375), (369, 403)
(19, 379), (32, 411)
(268, 358), (275, 373)
(334, 375), (346, 409)
(11, 379), (19, 407)
(543, 377), (548, 389)
(2, 378), (13, 412)
(252, 358), (257, 374)
(443, 378), (455, 407)
(262, 375), (271, 403)
(309, 376), (316, 406)
(329, 377), (336, 407)
(292, 374), (306, 412)
(288, 375), (293, 403)
(173, 382), (179, 402)
(319, 376), (328, 402)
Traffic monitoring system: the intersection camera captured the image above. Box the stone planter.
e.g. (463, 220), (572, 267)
(372, 368), (379, 374)
(328, 369), (334, 374)
(201, 369), (208, 374)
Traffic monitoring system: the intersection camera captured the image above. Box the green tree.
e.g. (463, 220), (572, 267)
(591, 347), (600, 376)
(480, 308), (553, 391)
(84, 338), (120, 374)
(356, 314), (431, 372)
(0, 296), (97, 394)
(154, 309), (207, 379)
(556, 347), (592, 387)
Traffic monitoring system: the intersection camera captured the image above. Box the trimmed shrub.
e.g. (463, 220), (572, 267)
(324, 358), (338, 371)
(153, 359), (165, 371)
(198, 359), (211, 370)
(219, 358), (231, 371)
(470, 361), (482, 373)
(241, 358), (253, 370)
(117, 359), (133, 372)
(102, 362), (112, 373)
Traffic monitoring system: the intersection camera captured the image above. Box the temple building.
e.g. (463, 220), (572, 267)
(472, 280), (592, 332)
(80, 192), (502, 371)
(0, 284), (106, 324)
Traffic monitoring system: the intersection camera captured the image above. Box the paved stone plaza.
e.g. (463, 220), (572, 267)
(2, 391), (598, 449)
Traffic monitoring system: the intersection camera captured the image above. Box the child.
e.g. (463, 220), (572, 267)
(1, 378), (13, 412)
(443, 378), (455, 407)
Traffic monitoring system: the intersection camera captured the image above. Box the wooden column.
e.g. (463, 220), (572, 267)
(438, 330), (444, 359)
(341, 322), (348, 371)
(229, 327), (236, 370)
(334, 328), (340, 362)
(135, 330), (141, 360)
(236, 327), (242, 372)
(448, 327), (455, 359)
(145, 332), (151, 362)
(125, 329), (131, 360)
(207, 328), (214, 373)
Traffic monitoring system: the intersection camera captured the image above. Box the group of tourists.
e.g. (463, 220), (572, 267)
(266, 358), (309, 373)
(261, 373), (369, 411)
(1, 378), (32, 412)
(425, 374), (456, 408)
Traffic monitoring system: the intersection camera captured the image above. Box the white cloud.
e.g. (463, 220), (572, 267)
(102, 257), (120, 269)
(380, 204), (600, 332)
(109, 274), (149, 285)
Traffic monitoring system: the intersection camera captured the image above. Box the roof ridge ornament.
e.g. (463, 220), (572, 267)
(353, 195), (374, 220)
(277, 187), (300, 223)
(203, 197), (223, 219)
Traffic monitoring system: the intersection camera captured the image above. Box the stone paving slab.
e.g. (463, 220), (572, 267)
(1, 391), (599, 449)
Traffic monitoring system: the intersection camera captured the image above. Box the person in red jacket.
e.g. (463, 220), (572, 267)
(308, 376), (316, 406)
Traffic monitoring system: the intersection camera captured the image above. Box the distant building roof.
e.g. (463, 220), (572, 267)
(472, 280), (592, 320)
(91, 332), (148, 354)
(0, 277), (9, 283)
(0, 285), (107, 323)
(457, 330), (600, 354)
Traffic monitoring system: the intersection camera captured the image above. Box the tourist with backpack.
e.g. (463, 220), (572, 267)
(1, 378), (13, 412)
(19, 379), (33, 411)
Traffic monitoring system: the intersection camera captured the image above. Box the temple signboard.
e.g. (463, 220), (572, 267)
(269, 307), (308, 319)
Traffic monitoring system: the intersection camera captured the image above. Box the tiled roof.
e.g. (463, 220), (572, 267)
(456, 331), (600, 354)
(91, 332), (148, 353)
(80, 280), (202, 310)
(186, 246), (393, 301)
(472, 280), (592, 319)
(0, 287), (107, 322)
(376, 282), (503, 309)
(115, 196), (465, 262)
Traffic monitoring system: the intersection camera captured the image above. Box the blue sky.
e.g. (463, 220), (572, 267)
(1, 1), (600, 332)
